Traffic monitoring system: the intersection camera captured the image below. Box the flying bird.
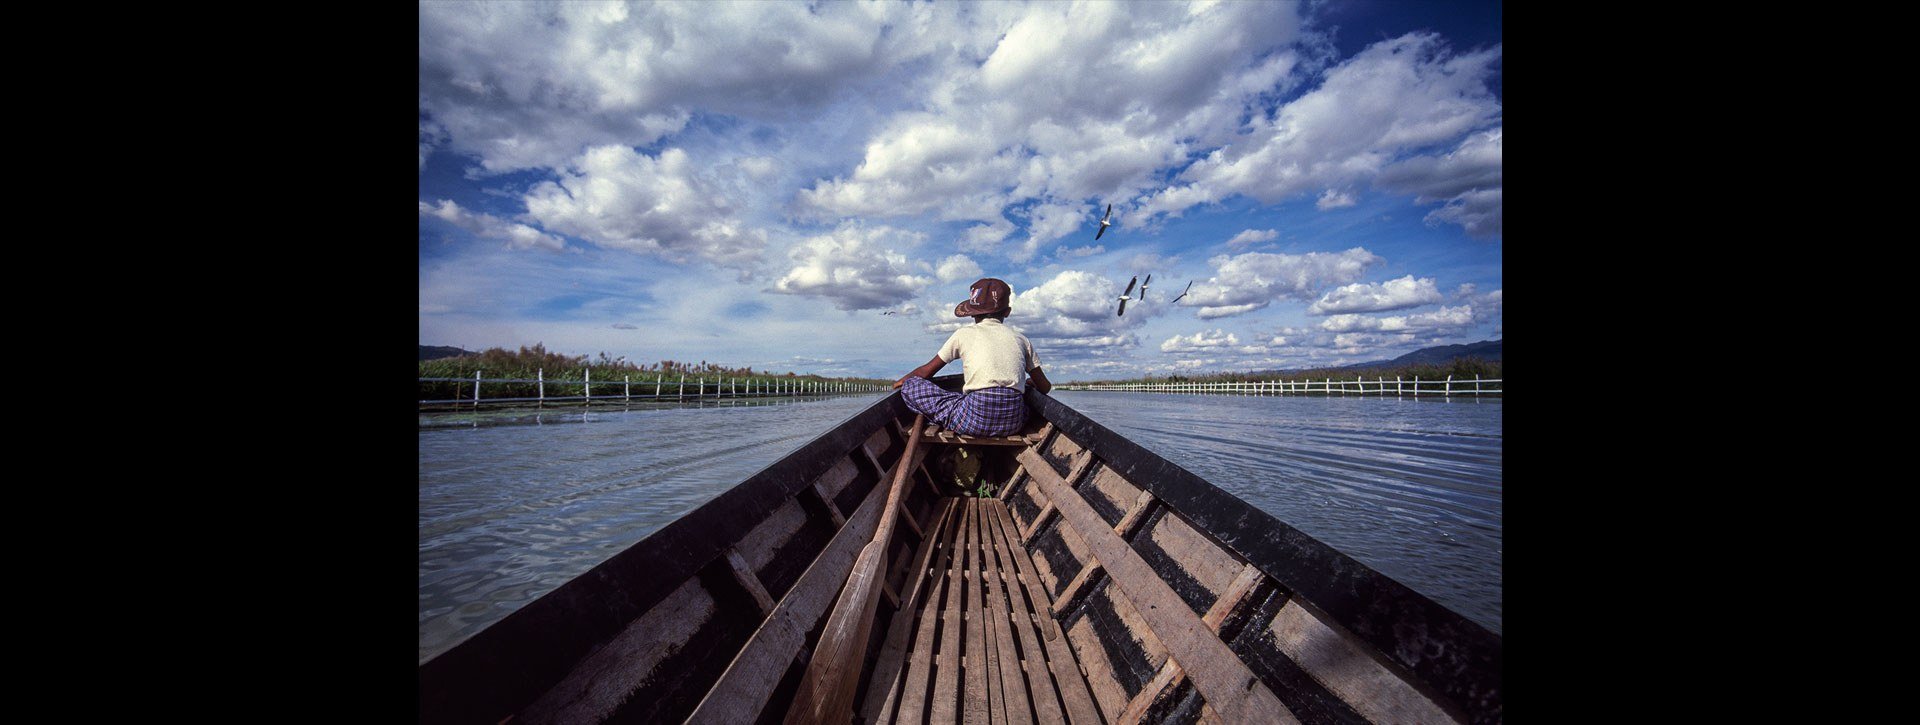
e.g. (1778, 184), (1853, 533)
(1170, 280), (1193, 304)
(1115, 275), (1137, 316)
(881, 310), (898, 316)
(1138, 274), (1151, 302)
(1094, 203), (1113, 240)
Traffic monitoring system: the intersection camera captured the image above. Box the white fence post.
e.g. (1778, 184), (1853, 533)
(679, 373), (685, 401)
(1446, 374), (1452, 396)
(585, 367), (591, 403)
(538, 368), (544, 405)
(473, 370), (481, 405)
(624, 375), (630, 402)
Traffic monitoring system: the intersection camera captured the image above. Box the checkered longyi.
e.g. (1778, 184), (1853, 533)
(898, 377), (1027, 437)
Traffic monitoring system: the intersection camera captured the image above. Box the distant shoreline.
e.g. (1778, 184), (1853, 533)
(1069, 356), (1500, 388)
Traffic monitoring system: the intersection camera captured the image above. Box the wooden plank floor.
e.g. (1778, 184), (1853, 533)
(872, 498), (1100, 724)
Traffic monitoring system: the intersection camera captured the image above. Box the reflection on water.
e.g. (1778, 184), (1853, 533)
(419, 391), (1501, 663)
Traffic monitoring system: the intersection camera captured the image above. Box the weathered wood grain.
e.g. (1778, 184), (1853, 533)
(515, 577), (717, 723)
(815, 482), (848, 527)
(1022, 452), (1093, 539)
(1016, 447), (1298, 724)
(919, 425), (1046, 446)
(784, 416), (927, 724)
(979, 501), (1034, 724)
(1117, 563), (1266, 724)
(1022, 391), (1499, 722)
(962, 502), (990, 723)
(982, 500), (1067, 725)
(812, 454), (862, 508)
(861, 498), (958, 724)
(1112, 489), (1156, 540)
(929, 503), (970, 724)
(889, 500), (963, 724)
(1268, 599), (1461, 724)
(682, 451), (896, 724)
(726, 548), (777, 616)
(989, 504), (1102, 724)
(732, 497), (809, 575)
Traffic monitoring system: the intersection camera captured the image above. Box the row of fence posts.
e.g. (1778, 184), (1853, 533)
(421, 369), (884, 407)
(1067, 374), (1501, 396)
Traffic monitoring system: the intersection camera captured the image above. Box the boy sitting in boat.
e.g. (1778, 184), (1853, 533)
(892, 277), (1052, 436)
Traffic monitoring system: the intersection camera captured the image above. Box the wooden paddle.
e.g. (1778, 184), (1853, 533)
(784, 413), (927, 724)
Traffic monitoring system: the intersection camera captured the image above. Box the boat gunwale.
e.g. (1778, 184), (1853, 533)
(418, 392), (911, 724)
(1024, 386), (1502, 723)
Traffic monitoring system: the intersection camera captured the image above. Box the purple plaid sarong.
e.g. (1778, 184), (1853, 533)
(899, 377), (1027, 436)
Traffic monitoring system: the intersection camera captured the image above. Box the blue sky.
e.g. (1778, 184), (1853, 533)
(419, 0), (1502, 381)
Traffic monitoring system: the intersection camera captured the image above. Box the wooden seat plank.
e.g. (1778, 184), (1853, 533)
(919, 423), (1050, 447)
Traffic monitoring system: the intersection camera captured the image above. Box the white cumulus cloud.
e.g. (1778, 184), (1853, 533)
(1226, 228), (1279, 248)
(418, 1), (914, 173)
(1318, 305), (1476, 333)
(769, 224), (933, 311)
(1161, 329), (1241, 353)
(1183, 247), (1382, 318)
(418, 199), (566, 252)
(1141, 33), (1500, 220)
(990, 270), (1161, 361)
(795, 1), (1310, 259)
(935, 254), (984, 283)
(1379, 128), (1502, 237)
(1316, 189), (1357, 210)
(522, 146), (766, 274)
(1308, 275), (1444, 314)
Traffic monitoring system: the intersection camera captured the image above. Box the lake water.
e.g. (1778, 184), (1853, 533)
(418, 391), (1501, 663)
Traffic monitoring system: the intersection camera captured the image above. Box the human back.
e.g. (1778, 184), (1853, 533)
(941, 318), (1037, 392)
(892, 277), (1053, 437)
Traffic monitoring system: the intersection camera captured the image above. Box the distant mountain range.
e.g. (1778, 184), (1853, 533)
(1232, 339), (1500, 378)
(1320, 339), (1500, 371)
(419, 345), (477, 361)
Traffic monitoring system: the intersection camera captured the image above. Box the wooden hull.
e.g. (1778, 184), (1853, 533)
(419, 377), (1501, 723)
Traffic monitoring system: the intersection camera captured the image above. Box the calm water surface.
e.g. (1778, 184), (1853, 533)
(418, 392), (1500, 663)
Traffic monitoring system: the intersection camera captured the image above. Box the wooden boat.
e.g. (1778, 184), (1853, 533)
(418, 375), (1501, 724)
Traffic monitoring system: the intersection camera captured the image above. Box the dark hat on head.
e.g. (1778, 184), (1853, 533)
(954, 278), (1012, 317)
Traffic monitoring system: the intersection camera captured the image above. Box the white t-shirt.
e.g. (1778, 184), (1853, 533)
(937, 318), (1040, 392)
